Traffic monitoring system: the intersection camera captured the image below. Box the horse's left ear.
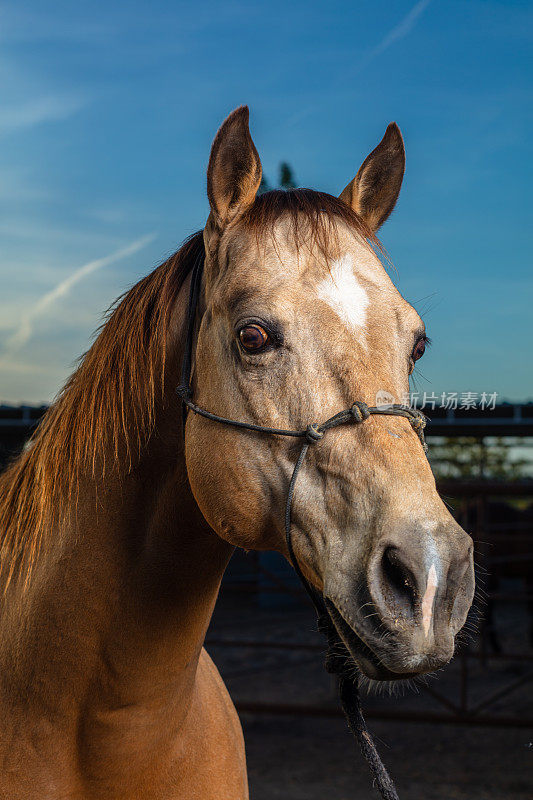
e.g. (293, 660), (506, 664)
(339, 123), (405, 232)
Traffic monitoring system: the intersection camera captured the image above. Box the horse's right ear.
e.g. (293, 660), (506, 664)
(206, 106), (262, 236)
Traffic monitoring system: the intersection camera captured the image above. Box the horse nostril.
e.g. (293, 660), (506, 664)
(379, 546), (418, 619)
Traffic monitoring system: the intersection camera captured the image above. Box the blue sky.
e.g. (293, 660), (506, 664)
(0, 0), (531, 403)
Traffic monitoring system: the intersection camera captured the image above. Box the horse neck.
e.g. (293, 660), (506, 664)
(1, 284), (233, 740)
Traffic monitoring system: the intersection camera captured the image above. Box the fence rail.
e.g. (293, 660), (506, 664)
(1, 405), (532, 727)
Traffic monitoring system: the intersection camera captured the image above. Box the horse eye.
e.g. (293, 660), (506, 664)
(412, 337), (427, 362)
(239, 324), (270, 352)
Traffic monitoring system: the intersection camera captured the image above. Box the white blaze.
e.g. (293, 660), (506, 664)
(421, 563), (438, 637)
(317, 254), (369, 331)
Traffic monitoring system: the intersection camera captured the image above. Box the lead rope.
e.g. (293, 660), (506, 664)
(178, 256), (428, 800)
(284, 435), (401, 800)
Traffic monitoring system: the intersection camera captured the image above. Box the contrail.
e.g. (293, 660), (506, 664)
(360, 0), (432, 66)
(0, 233), (156, 360)
(287, 0), (432, 127)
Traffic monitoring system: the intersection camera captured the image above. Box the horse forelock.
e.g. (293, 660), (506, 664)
(239, 188), (383, 265)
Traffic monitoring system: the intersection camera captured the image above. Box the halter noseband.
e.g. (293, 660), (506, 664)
(177, 252), (428, 800)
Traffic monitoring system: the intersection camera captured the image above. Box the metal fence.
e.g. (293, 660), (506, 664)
(2, 404), (532, 727)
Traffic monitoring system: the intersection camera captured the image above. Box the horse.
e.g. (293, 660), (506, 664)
(0, 106), (475, 799)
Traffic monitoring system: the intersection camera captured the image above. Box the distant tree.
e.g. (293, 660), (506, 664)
(430, 437), (529, 480)
(279, 162), (296, 189)
(258, 162), (297, 195)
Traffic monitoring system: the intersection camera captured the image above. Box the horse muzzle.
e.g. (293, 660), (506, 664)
(325, 522), (475, 680)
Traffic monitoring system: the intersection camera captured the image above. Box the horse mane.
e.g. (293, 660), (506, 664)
(0, 230), (204, 591)
(0, 188), (379, 593)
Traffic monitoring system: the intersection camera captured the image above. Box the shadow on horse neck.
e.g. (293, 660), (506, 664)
(0, 230), (244, 798)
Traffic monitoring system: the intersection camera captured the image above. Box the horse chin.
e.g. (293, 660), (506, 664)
(325, 599), (423, 682)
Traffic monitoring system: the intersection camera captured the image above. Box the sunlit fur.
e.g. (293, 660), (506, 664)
(0, 190), (378, 595)
(0, 107), (474, 800)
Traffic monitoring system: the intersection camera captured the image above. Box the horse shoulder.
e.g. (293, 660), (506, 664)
(171, 647), (248, 800)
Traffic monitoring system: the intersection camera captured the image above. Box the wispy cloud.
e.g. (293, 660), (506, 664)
(0, 234), (156, 363)
(0, 95), (87, 134)
(357, 0), (432, 69)
(287, 0), (432, 126)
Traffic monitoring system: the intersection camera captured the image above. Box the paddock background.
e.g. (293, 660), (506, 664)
(1, 1), (532, 793)
(1, 405), (532, 799)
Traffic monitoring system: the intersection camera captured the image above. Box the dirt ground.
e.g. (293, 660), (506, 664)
(242, 714), (531, 800)
(208, 583), (532, 800)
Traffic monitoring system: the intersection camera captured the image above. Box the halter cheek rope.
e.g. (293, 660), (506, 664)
(178, 254), (428, 800)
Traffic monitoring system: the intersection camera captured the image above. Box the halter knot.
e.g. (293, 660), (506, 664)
(176, 385), (192, 400)
(410, 414), (426, 432)
(305, 423), (324, 444)
(350, 401), (371, 423)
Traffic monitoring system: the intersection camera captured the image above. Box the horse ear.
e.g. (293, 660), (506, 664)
(339, 123), (405, 232)
(206, 106), (262, 232)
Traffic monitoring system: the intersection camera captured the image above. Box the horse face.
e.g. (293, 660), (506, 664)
(184, 107), (474, 680)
